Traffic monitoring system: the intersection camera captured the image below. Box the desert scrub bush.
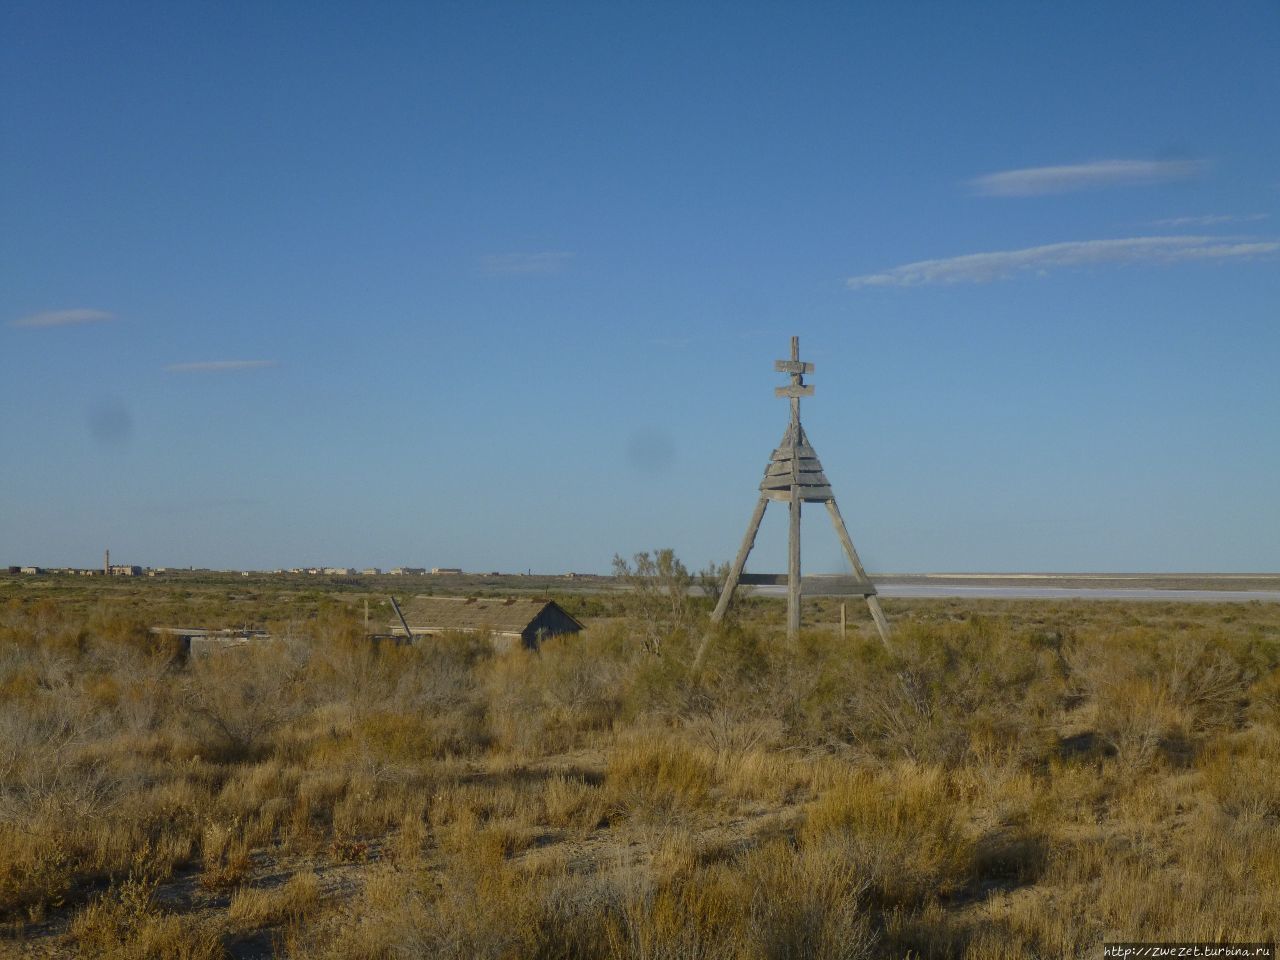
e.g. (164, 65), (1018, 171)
(483, 633), (627, 753)
(0, 827), (73, 922)
(199, 819), (253, 890)
(687, 623), (775, 714)
(71, 873), (224, 960)
(304, 608), (397, 716)
(1070, 631), (1250, 770)
(85, 606), (159, 652)
(352, 706), (485, 764)
(1197, 725), (1280, 820)
(227, 869), (321, 931)
(535, 629), (628, 722)
(603, 867), (740, 960)
(797, 620), (1064, 766)
(0, 596), (88, 654)
(183, 640), (308, 760)
(737, 839), (877, 960)
(622, 631), (707, 720)
(384, 636), (490, 714)
(606, 732), (717, 822)
(0, 667), (115, 823)
(600, 837), (877, 960)
(1246, 662), (1280, 729)
(96, 641), (179, 736)
(539, 773), (607, 835)
(802, 762), (973, 908)
(300, 861), (552, 960)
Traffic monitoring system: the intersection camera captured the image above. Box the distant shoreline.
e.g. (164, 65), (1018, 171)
(6, 568), (1279, 598)
(871, 573), (1280, 593)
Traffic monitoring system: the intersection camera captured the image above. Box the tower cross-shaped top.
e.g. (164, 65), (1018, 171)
(774, 335), (815, 425)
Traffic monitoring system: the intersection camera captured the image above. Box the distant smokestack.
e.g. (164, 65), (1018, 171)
(104, 548), (109, 575)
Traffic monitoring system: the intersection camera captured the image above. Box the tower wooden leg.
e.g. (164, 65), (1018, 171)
(824, 499), (893, 651)
(698, 496), (770, 676)
(711, 496), (769, 623)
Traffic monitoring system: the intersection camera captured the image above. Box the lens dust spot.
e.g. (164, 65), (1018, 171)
(627, 428), (676, 474)
(88, 398), (134, 446)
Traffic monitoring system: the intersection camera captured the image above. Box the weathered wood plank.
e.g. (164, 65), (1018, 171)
(765, 456), (825, 469)
(761, 479), (830, 490)
(764, 486), (833, 502)
(737, 574), (878, 596)
(774, 360), (814, 374)
(761, 472), (827, 485)
(771, 445), (816, 459)
(765, 462), (824, 477)
(775, 385), (815, 399)
(761, 481), (829, 493)
(764, 464), (827, 480)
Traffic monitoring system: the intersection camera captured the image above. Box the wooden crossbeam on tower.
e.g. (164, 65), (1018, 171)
(709, 336), (892, 648)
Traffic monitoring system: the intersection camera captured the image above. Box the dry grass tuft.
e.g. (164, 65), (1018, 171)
(227, 869), (321, 931)
(70, 875), (223, 960)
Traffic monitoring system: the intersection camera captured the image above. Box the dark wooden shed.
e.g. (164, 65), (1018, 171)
(389, 597), (582, 651)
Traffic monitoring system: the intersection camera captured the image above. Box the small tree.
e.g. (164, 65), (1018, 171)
(612, 549), (694, 656)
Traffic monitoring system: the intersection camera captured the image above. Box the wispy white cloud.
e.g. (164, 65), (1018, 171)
(1151, 213), (1269, 228)
(846, 236), (1280, 289)
(164, 360), (278, 373)
(10, 308), (114, 329)
(971, 159), (1202, 197)
(479, 251), (574, 276)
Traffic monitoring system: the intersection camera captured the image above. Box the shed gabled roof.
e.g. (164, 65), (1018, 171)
(390, 596), (582, 637)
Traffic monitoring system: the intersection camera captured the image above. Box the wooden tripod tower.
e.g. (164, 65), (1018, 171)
(710, 337), (892, 645)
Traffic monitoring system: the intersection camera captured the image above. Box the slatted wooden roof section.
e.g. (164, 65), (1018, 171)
(759, 423), (833, 502)
(390, 597), (582, 637)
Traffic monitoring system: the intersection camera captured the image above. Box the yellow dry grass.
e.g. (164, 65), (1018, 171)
(0, 589), (1278, 957)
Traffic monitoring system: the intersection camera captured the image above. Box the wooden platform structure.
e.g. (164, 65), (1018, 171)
(710, 337), (892, 645)
(388, 597), (583, 652)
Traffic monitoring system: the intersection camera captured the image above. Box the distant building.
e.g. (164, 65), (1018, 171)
(19, 566), (43, 575)
(431, 567), (463, 575)
(389, 597), (582, 652)
(390, 567), (426, 575)
(323, 567), (356, 576)
(362, 568), (382, 576)
(109, 564), (142, 577)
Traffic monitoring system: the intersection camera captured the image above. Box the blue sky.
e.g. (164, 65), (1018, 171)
(2, 1), (1277, 573)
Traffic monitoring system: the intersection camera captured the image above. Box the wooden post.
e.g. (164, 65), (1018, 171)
(788, 491), (801, 640)
(785, 336), (802, 641)
(840, 603), (846, 640)
(389, 596), (413, 640)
